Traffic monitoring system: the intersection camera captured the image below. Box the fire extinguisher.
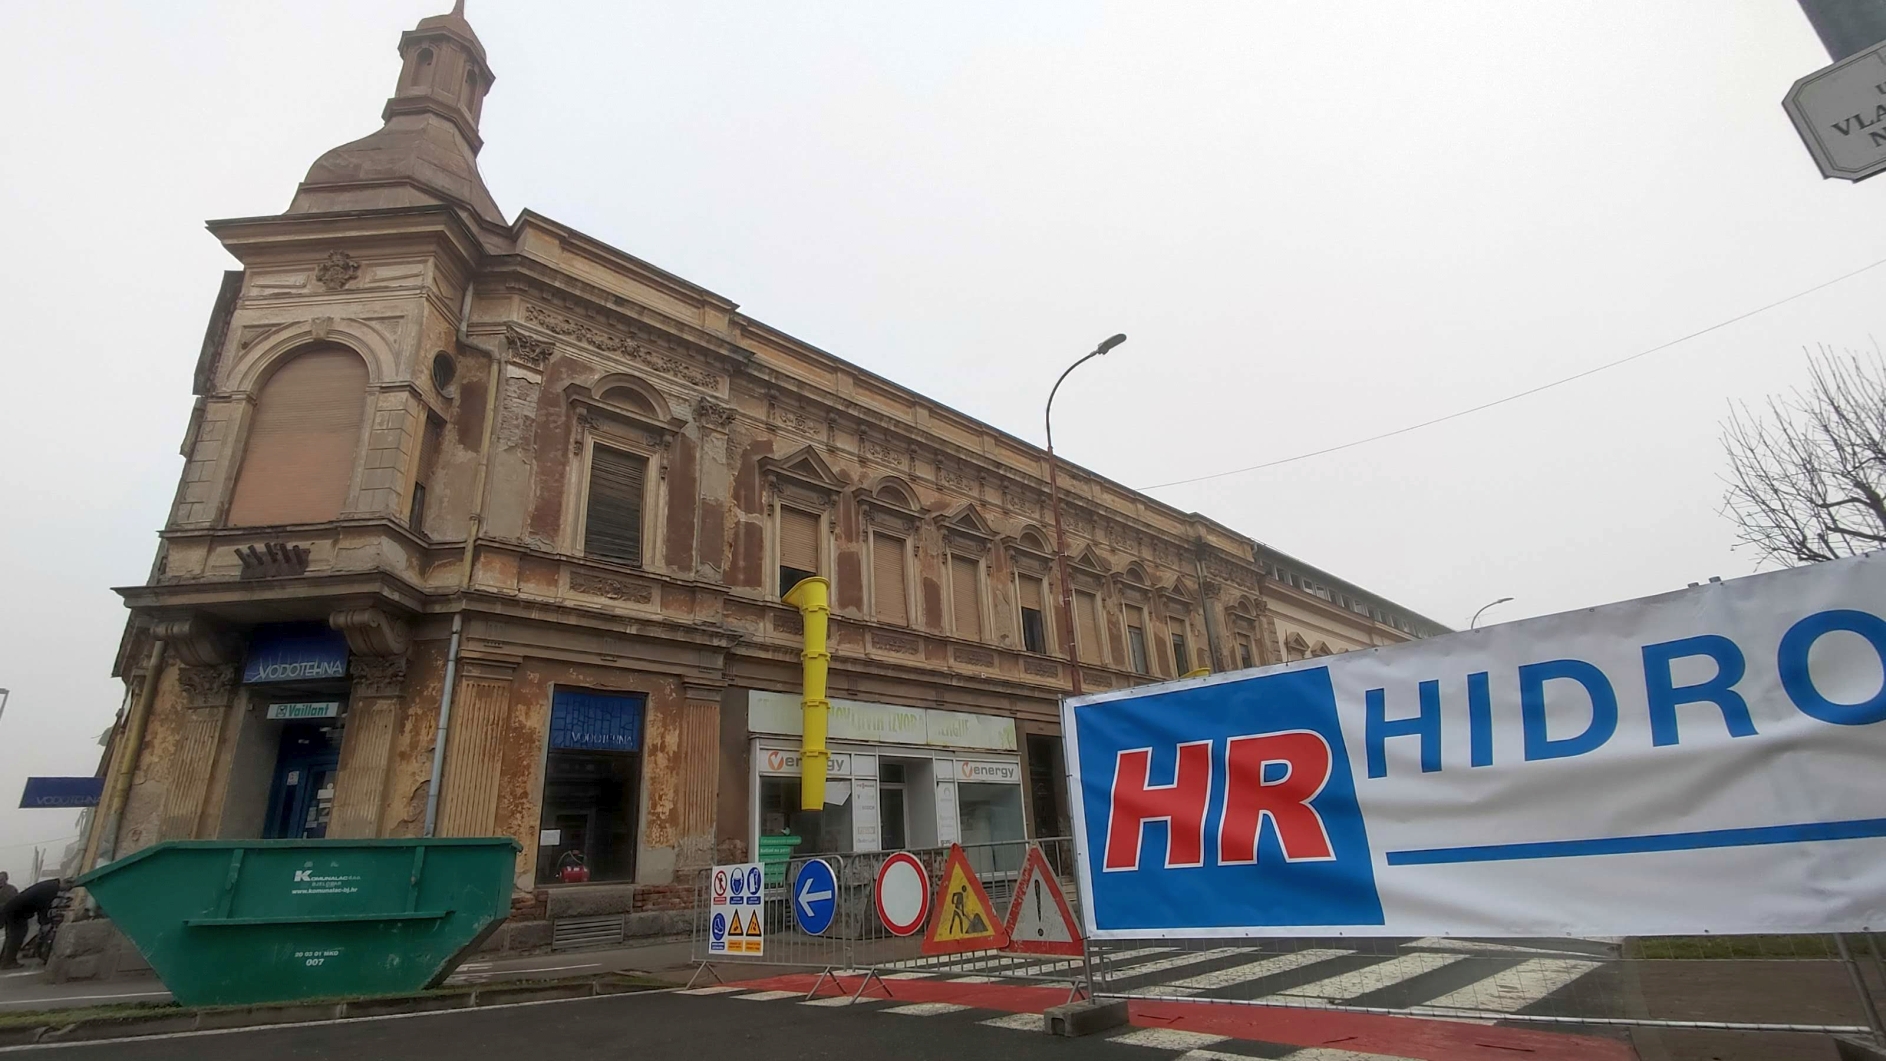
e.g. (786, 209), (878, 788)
(557, 850), (589, 884)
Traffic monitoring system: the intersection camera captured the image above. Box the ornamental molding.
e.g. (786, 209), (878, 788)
(328, 607), (410, 657)
(177, 665), (237, 709)
(315, 250), (360, 291)
(505, 324), (555, 370)
(523, 303), (720, 390)
(349, 654), (408, 699)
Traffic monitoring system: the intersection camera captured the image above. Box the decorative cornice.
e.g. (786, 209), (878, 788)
(329, 606), (410, 657)
(523, 302), (720, 390)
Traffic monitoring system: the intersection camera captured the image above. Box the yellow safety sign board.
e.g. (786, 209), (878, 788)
(921, 843), (1010, 955)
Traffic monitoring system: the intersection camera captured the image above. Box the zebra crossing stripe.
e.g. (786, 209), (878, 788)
(1003, 945), (1171, 979)
(1276, 952), (1467, 1002)
(734, 990), (804, 1001)
(883, 1002), (972, 1016)
(1110, 1028), (1231, 1049)
(980, 1012), (1045, 1030)
(677, 986), (745, 995)
(1416, 957), (1601, 1013)
(1151, 948), (1351, 995)
(1102, 947), (1250, 982)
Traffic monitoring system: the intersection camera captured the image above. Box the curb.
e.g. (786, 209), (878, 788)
(0, 974), (670, 1046)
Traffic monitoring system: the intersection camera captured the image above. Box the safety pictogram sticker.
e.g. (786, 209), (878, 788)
(921, 843), (1009, 955)
(1000, 846), (1083, 955)
(710, 861), (764, 955)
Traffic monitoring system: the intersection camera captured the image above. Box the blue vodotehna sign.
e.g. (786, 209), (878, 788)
(550, 689), (644, 752)
(1065, 552), (1886, 940)
(242, 623), (350, 684)
(21, 776), (105, 809)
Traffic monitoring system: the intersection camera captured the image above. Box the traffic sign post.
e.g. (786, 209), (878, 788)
(794, 858), (838, 936)
(1784, 40), (1886, 181)
(874, 851), (930, 937)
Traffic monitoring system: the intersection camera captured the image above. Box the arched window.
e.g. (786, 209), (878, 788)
(227, 345), (367, 527)
(409, 47), (435, 88)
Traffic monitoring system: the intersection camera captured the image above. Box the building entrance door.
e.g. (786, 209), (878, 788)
(264, 723), (342, 839)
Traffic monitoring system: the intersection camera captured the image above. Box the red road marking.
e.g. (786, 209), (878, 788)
(723, 973), (1636, 1061)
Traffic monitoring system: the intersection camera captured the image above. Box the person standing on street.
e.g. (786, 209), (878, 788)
(0, 879), (64, 969)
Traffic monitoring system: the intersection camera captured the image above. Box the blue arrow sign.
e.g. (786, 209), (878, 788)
(794, 858), (837, 936)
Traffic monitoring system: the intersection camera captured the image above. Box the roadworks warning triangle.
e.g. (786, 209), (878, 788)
(1001, 847), (1083, 956)
(921, 843), (1010, 955)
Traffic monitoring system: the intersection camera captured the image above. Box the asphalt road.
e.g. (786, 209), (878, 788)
(29, 991), (1158, 1061)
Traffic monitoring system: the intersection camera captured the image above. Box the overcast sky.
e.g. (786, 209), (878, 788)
(0, 1), (1874, 879)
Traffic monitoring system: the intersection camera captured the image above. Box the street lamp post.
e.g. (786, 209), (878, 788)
(1046, 334), (1127, 699)
(1470, 597), (1514, 630)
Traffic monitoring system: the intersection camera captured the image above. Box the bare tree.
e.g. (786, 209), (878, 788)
(1722, 345), (1886, 567)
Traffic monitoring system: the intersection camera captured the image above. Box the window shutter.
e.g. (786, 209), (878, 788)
(779, 507), (820, 573)
(1076, 591), (1101, 663)
(227, 347), (368, 526)
(873, 533), (908, 624)
(1019, 576), (1044, 612)
(950, 556), (983, 639)
(584, 446), (646, 565)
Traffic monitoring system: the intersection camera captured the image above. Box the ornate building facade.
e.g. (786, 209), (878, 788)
(82, 7), (1442, 947)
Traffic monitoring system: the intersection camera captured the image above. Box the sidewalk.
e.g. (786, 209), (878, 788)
(0, 935), (703, 1013)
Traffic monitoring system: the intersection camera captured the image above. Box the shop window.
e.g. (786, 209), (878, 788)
(959, 782), (1026, 873)
(878, 761), (908, 850)
(227, 345), (367, 527)
(759, 776), (853, 855)
(583, 445), (647, 566)
(1018, 575), (1048, 654)
(1124, 605), (1150, 675)
(778, 506), (822, 595)
(873, 532), (909, 624)
(950, 555), (983, 640)
(1075, 590), (1102, 664)
(1169, 617), (1190, 674)
(536, 689), (644, 885)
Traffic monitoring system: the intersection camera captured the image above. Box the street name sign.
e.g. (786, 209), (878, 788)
(1784, 40), (1886, 181)
(1066, 552), (1886, 938)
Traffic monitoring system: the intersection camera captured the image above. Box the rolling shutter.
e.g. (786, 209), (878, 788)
(1019, 576), (1044, 612)
(1076, 591), (1101, 663)
(873, 533), (908, 624)
(226, 347), (368, 526)
(779, 507), (820, 574)
(584, 446), (646, 565)
(950, 556), (983, 640)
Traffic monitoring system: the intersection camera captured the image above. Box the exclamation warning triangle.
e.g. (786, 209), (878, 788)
(1000, 846), (1084, 956)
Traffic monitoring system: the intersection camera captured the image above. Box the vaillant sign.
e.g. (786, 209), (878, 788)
(1064, 552), (1886, 938)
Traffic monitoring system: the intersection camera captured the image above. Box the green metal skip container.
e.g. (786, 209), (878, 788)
(75, 838), (520, 1007)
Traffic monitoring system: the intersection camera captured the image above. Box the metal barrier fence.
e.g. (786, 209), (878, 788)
(1088, 930), (1886, 1039)
(682, 840), (1886, 1044)
(686, 837), (1086, 1001)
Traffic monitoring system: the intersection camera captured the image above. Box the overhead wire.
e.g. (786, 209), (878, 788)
(1138, 255), (1886, 492)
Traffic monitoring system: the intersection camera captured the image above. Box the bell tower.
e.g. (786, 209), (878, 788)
(383, 1), (495, 155)
(287, 2), (505, 227)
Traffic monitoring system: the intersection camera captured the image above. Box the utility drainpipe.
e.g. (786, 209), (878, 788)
(424, 283), (504, 838)
(781, 577), (832, 844)
(91, 639), (166, 869)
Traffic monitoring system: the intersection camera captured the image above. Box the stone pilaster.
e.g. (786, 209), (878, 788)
(159, 664), (237, 840)
(438, 660), (515, 837)
(328, 654), (407, 838)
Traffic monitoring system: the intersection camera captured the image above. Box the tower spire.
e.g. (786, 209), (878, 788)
(285, 5), (504, 226)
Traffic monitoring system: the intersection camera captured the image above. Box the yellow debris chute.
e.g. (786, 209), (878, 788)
(781, 576), (832, 810)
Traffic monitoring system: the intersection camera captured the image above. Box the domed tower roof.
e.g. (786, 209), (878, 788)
(288, 2), (505, 227)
